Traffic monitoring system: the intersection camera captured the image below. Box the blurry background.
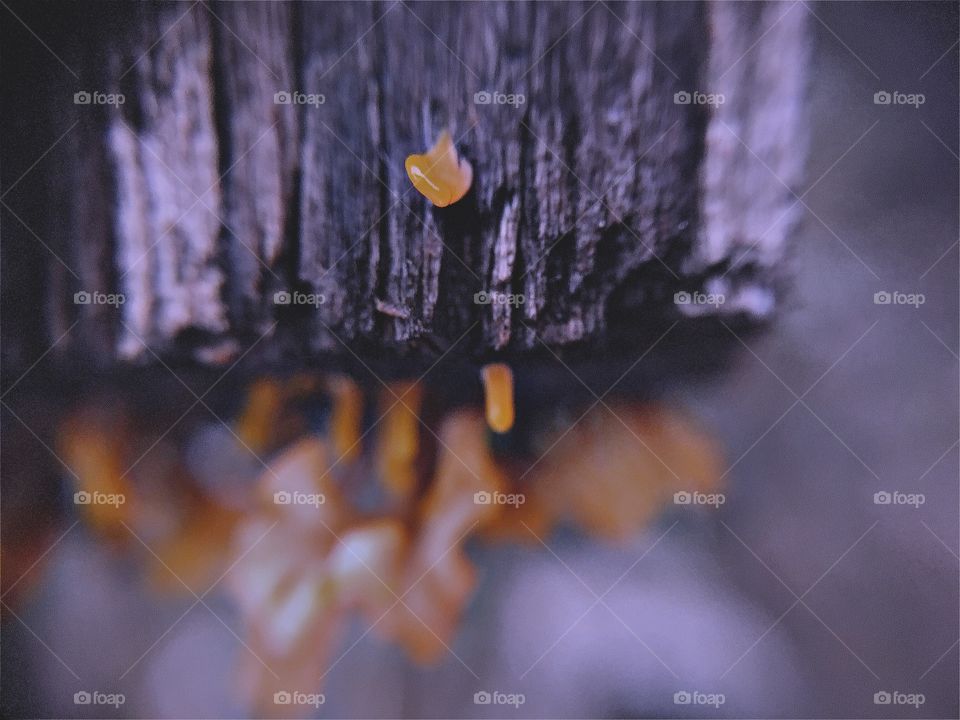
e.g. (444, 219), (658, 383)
(1, 1), (958, 718)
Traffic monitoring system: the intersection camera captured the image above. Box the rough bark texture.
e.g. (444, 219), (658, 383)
(2, 1), (808, 376)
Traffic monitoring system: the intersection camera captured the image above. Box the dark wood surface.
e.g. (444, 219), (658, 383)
(2, 1), (808, 378)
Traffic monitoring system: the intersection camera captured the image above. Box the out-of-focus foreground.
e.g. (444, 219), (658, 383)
(1, 2), (958, 719)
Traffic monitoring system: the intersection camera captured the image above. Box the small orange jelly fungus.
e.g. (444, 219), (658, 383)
(404, 130), (473, 207)
(149, 502), (239, 595)
(59, 411), (132, 536)
(376, 381), (423, 500)
(480, 362), (515, 433)
(236, 379), (282, 452)
(326, 376), (363, 463)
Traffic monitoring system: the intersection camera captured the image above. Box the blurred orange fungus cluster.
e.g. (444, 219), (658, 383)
(56, 365), (722, 716)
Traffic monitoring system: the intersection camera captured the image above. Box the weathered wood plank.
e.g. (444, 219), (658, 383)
(2, 0), (809, 374)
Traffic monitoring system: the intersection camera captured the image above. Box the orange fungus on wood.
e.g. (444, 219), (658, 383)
(376, 382), (423, 500)
(480, 362), (515, 433)
(236, 379), (283, 452)
(326, 376), (363, 463)
(404, 130), (473, 207)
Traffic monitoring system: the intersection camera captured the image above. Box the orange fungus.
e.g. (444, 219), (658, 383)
(404, 130), (473, 207)
(480, 363), (515, 433)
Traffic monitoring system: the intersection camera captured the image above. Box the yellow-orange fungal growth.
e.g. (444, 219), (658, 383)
(480, 362), (515, 433)
(228, 518), (345, 719)
(236, 379), (283, 452)
(59, 410), (132, 535)
(379, 410), (508, 663)
(148, 502), (239, 595)
(326, 376), (363, 463)
(404, 130), (473, 207)
(262, 437), (348, 528)
(526, 404), (724, 541)
(376, 382), (423, 500)
(328, 519), (407, 616)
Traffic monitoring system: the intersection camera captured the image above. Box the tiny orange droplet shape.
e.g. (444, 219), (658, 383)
(480, 362), (515, 433)
(236, 379), (283, 452)
(326, 375), (364, 463)
(405, 130), (473, 207)
(377, 381), (423, 499)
